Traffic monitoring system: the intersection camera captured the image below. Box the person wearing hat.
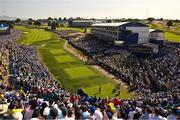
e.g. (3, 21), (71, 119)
(107, 103), (116, 115)
(89, 106), (96, 120)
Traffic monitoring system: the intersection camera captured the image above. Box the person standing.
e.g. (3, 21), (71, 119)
(99, 85), (101, 93)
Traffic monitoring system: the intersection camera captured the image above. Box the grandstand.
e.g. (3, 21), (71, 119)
(92, 22), (166, 47)
(0, 22), (10, 35)
(92, 22), (150, 47)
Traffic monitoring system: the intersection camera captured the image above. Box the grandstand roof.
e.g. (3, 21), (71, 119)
(0, 27), (9, 31)
(92, 22), (129, 27)
(92, 22), (148, 27)
(73, 20), (94, 23)
(142, 43), (159, 49)
(0, 23), (9, 31)
(150, 29), (164, 33)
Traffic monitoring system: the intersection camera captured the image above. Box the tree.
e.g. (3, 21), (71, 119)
(51, 22), (59, 30)
(8, 23), (14, 29)
(167, 20), (173, 27)
(63, 17), (67, 21)
(68, 18), (73, 26)
(133, 19), (140, 22)
(15, 18), (21, 22)
(28, 18), (33, 21)
(160, 18), (163, 21)
(147, 17), (155, 23)
(106, 19), (112, 23)
(60, 23), (64, 30)
(174, 19), (180, 23)
(48, 17), (53, 21)
(127, 18), (133, 22)
(51, 22), (56, 30)
(113, 19), (122, 22)
(58, 17), (62, 21)
(48, 21), (52, 26)
(34, 21), (41, 26)
(28, 18), (33, 25)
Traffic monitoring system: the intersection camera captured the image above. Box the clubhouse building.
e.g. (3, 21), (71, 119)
(92, 22), (165, 55)
(92, 22), (150, 46)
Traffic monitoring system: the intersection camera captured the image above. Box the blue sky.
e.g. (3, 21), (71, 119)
(0, 0), (179, 19)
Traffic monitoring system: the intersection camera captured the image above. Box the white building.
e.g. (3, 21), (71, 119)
(92, 22), (150, 46)
(126, 26), (149, 44)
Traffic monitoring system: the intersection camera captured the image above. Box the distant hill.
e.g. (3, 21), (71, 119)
(0, 15), (17, 20)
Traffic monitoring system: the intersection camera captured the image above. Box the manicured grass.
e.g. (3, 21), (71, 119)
(65, 66), (97, 79)
(57, 27), (91, 33)
(165, 32), (180, 43)
(54, 55), (76, 63)
(50, 49), (66, 54)
(15, 26), (135, 98)
(15, 26), (53, 45)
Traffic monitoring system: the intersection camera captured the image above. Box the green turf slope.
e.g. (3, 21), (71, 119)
(15, 26), (135, 98)
(165, 32), (180, 43)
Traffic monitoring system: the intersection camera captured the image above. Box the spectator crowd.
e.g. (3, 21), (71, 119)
(69, 34), (180, 94)
(0, 30), (179, 120)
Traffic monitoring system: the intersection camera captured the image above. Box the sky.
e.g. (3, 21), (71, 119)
(0, 0), (180, 19)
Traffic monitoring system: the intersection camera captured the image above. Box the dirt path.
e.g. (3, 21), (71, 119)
(63, 41), (129, 88)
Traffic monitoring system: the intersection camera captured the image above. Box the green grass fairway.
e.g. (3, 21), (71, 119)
(50, 49), (66, 54)
(15, 26), (53, 45)
(55, 55), (76, 63)
(57, 27), (91, 33)
(15, 26), (135, 98)
(65, 66), (97, 79)
(165, 32), (180, 43)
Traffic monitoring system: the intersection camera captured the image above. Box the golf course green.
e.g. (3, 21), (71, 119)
(15, 26), (135, 98)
